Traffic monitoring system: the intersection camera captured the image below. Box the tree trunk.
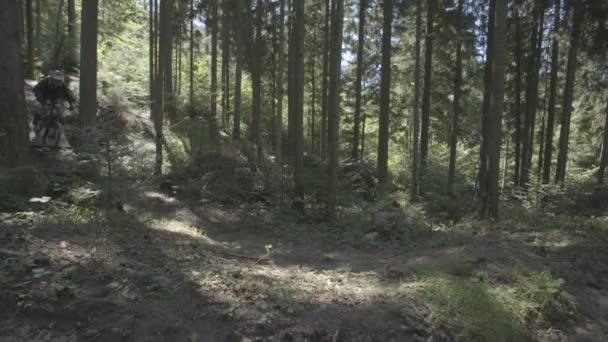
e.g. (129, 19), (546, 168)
(480, 0), (507, 220)
(0, 0), (29, 166)
(274, 0), (285, 163)
(150, 0), (155, 118)
(35, 0), (41, 56)
(189, 0), (194, 118)
(542, 0), (561, 184)
(233, 55), (242, 140)
(411, 0), (422, 201)
(351, 0), (366, 161)
(25, 0), (34, 79)
(250, 0), (263, 159)
(326, 0), (345, 219)
(598, 97), (608, 185)
(447, 0), (464, 196)
(513, 5), (522, 187)
(79, 0), (98, 128)
(310, 26), (317, 155)
(321, 0), (330, 160)
(155, 0), (174, 175)
(53, 0), (65, 68)
(520, 4), (544, 187)
(419, 0), (435, 182)
(478, 0), (495, 197)
(376, 0), (392, 190)
(292, 0), (305, 210)
(222, 1), (230, 129)
(210, 0), (219, 142)
(555, 4), (583, 185)
(67, 0), (76, 40)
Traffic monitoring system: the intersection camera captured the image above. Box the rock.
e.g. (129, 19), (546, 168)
(0, 166), (48, 197)
(66, 183), (102, 206)
(32, 255), (51, 266)
(364, 232), (379, 241)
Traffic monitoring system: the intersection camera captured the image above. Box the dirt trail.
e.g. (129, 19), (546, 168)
(3, 178), (608, 341)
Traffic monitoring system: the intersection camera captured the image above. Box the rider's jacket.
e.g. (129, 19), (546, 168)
(33, 77), (76, 106)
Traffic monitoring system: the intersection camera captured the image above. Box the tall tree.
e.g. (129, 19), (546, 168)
(555, 3), (584, 184)
(512, 4), (523, 187)
(79, 0), (98, 128)
(274, 0), (285, 164)
(447, 0), (465, 196)
(320, 0), (330, 159)
(478, 0), (495, 197)
(154, 0), (174, 175)
(221, 0), (230, 129)
(189, 0), (194, 118)
(598, 97), (608, 185)
(520, 3), (544, 187)
(351, 0), (366, 161)
(233, 56), (242, 140)
(410, 0), (422, 201)
(250, 0), (263, 158)
(25, 0), (34, 79)
(480, 0), (507, 220)
(292, 0), (305, 210)
(67, 0), (76, 39)
(376, 0), (392, 189)
(326, 0), (345, 219)
(210, 0), (219, 142)
(542, 0), (561, 184)
(419, 0), (436, 180)
(0, 0), (29, 166)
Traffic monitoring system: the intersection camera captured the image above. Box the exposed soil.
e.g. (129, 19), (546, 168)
(2, 175), (608, 341)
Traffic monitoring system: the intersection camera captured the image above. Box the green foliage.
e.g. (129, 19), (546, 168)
(410, 270), (579, 341)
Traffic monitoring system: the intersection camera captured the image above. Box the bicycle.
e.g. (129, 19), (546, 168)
(34, 102), (66, 147)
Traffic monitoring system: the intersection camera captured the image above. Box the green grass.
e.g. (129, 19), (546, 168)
(408, 271), (579, 342)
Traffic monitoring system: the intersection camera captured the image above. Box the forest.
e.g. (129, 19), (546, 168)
(1, 0), (607, 340)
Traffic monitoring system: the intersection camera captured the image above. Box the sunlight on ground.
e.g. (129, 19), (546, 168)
(143, 191), (177, 204)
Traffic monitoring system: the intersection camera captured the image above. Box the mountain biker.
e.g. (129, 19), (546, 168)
(32, 70), (76, 132)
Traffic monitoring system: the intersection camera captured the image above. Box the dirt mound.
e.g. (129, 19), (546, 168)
(168, 152), (266, 204)
(97, 106), (152, 133)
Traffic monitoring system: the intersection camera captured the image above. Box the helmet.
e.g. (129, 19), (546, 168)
(49, 70), (64, 85)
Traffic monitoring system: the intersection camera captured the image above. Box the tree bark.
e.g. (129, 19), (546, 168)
(598, 97), (608, 185)
(233, 55), (242, 140)
(292, 0), (305, 210)
(321, 0), (330, 160)
(222, 1), (230, 129)
(555, 4), (583, 185)
(542, 0), (561, 184)
(447, 0), (464, 196)
(189, 0), (194, 118)
(25, 0), (34, 79)
(478, 0), (495, 197)
(274, 0), (285, 163)
(250, 0), (263, 158)
(210, 0), (219, 142)
(480, 0), (507, 220)
(351, 0), (366, 161)
(155, 0), (174, 175)
(520, 4), (544, 187)
(411, 0), (422, 201)
(326, 0), (344, 220)
(79, 0), (98, 128)
(310, 26), (317, 155)
(512, 5), (523, 187)
(0, 0), (30, 166)
(376, 0), (392, 190)
(419, 0), (435, 182)
(67, 0), (76, 40)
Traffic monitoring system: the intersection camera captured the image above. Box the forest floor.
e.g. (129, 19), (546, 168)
(2, 158), (608, 341)
(2, 95), (608, 341)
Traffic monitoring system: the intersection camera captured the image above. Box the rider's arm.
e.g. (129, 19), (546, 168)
(63, 85), (76, 109)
